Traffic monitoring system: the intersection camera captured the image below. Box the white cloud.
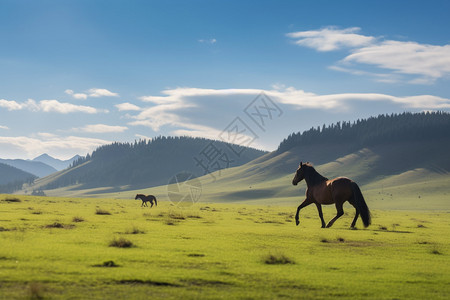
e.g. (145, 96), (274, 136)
(39, 100), (100, 114)
(288, 26), (450, 84)
(135, 134), (152, 141)
(115, 102), (141, 111)
(170, 122), (224, 140)
(73, 124), (128, 133)
(0, 98), (102, 114)
(128, 85), (450, 137)
(0, 99), (25, 111)
(342, 41), (450, 83)
(88, 88), (119, 98)
(64, 89), (88, 100)
(0, 135), (111, 159)
(287, 27), (374, 51)
(65, 88), (118, 99)
(0, 125), (9, 130)
(128, 86), (450, 146)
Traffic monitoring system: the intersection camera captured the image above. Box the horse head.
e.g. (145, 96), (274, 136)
(292, 162), (306, 186)
(135, 194), (140, 200)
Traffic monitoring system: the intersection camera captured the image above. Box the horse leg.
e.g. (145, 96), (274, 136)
(351, 211), (359, 228)
(326, 201), (344, 228)
(348, 198), (359, 228)
(295, 198), (313, 226)
(315, 203), (326, 228)
(150, 201), (154, 208)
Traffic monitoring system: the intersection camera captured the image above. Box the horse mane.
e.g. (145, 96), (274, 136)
(303, 163), (328, 186)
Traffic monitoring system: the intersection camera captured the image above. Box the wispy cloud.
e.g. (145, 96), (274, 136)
(129, 86), (450, 143)
(64, 89), (88, 100)
(0, 134), (111, 159)
(0, 99), (27, 111)
(342, 41), (450, 84)
(73, 124), (128, 133)
(287, 26), (450, 84)
(87, 88), (119, 98)
(286, 27), (374, 52)
(0, 125), (9, 130)
(65, 88), (119, 99)
(115, 102), (141, 111)
(0, 99), (103, 114)
(38, 100), (101, 114)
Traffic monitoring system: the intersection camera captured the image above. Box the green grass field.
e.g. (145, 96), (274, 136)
(1, 194), (449, 299)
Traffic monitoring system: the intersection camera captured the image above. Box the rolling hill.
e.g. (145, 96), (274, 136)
(0, 163), (37, 193)
(0, 158), (57, 178)
(95, 112), (450, 210)
(22, 112), (450, 210)
(26, 136), (267, 193)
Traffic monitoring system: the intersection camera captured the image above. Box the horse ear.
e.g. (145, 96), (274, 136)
(299, 161), (303, 166)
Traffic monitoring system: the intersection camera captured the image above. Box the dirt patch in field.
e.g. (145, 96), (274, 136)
(115, 279), (180, 287)
(44, 222), (75, 229)
(181, 278), (233, 286)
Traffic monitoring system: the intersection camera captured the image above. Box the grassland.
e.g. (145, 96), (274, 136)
(1, 194), (449, 299)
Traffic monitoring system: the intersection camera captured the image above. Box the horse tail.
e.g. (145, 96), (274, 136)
(153, 196), (157, 206)
(351, 182), (371, 227)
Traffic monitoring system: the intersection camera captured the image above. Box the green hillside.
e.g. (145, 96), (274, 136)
(26, 136), (267, 193)
(25, 112), (450, 211)
(0, 163), (37, 193)
(100, 112), (450, 211)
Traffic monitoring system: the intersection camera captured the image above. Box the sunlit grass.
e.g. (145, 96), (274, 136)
(0, 194), (449, 299)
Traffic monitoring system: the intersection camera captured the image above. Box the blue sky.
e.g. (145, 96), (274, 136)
(1, 0), (450, 159)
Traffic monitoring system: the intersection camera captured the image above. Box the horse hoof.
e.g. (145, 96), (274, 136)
(295, 220), (299, 226)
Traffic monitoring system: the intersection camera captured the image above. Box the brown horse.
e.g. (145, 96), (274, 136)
(135, 194), (157, 208)
(292, 162), (370, 228)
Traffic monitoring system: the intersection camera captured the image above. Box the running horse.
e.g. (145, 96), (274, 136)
(292, 162), (370, 228)
(135, 194), (157, 208)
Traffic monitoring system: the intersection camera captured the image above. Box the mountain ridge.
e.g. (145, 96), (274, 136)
(28, 136), (268, 191)
(32, 154), (81, 171)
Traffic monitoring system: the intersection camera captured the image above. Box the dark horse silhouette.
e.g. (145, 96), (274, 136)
(292, 162), (370, 228)
(135, 194), (157, 208)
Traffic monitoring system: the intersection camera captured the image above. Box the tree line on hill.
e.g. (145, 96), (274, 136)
(0, 163), (37, 193)
(41, 136), (267, 190)
(277, 111), (450, 153)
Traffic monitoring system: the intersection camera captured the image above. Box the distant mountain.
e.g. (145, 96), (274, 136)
(33, 153), (81, 171)
(0, 162), (37, 193)
(30, 136), (268, 191)
(0, 158), (57, 178)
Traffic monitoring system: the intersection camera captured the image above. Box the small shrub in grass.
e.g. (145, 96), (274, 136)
(96, 208), (111, 215)
(45, 222), (65, 228)
(45, 222), (75, 229)
(109, 237), (134, 248)
(93, 260), (120, 267)
(2, 197), (21, 203)
(431, 248), (443, 255)
(263, 253), (295, 265)
(72, 216), (85, 222)
(125, 226), (145, 234)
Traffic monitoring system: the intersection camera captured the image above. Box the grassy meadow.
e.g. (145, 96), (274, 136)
(1, 194), (449, 299)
